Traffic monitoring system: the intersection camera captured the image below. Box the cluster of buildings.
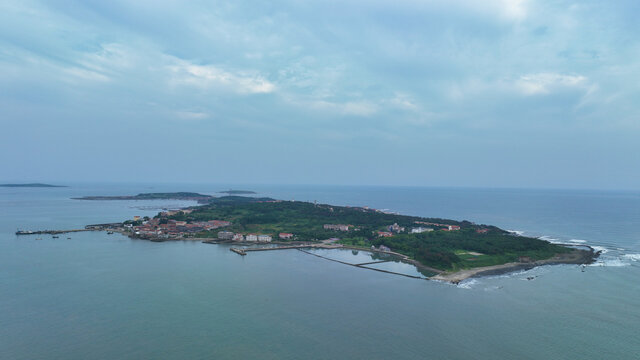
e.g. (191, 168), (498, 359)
(388, 223), (405, 233)
(217, 231), (296, 242)
(131, 218), (231, 238)
(324, 224), (351, 231)
(376, 221), (460, 238)
(376, 223), (407, 237)
(414, 221), (461, 231)
(377, 231), (394, 237)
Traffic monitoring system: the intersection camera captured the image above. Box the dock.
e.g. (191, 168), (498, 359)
(16, 229), (94, 235)
(230, 248), (247, 256)
(242, 245), (309, 252)
(229, 244), (309, 256)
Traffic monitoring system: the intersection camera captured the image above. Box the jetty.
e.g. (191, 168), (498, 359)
(16, 229), (93, 235)
(229, 244), (309, 255)
(16, 223), (124, 236)
(230, 248), (247, 256)
(241, 245), (310, 252)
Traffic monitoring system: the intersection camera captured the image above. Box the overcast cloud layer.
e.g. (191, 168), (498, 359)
(1, 0), (639, 189)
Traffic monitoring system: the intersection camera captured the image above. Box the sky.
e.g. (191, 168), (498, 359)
(1, 0), (639, 189)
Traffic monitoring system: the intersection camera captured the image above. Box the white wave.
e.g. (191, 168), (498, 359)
(568, 239), (587, 244)
(622, 254), (640, 261)
(507, 230), (525, 236)
(457, 279), (479, 289)
(589, 259), (630, 267)
(539, 235), (562, 243)
(591, 246), (609, 254)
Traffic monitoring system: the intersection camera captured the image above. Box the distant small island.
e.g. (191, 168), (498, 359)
(1, 183), (66, 188)
(73, 192), (214, 204)
(218, 190), (257, 194)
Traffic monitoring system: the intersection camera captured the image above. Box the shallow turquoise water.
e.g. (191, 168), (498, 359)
(1, 184), (639, 359)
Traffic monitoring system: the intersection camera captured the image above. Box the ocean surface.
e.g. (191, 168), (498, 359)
(1, 184), (639, 359)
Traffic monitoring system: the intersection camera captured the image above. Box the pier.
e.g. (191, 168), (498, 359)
(229, 244), (310, 256)
(16, 229), (94, 235)
(17, 223), (124, 236)
(241, 245), (310, 252)
(230, 248), (247, 255)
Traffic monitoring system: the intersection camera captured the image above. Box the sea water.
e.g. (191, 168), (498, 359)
(1, 184), (639, 359)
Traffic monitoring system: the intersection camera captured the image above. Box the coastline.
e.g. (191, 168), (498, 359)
(432, 248), (598, 284)
(26, 226), (599, 284)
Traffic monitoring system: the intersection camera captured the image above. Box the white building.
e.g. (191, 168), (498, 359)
(232, 233), (245, 241)
(246, 234), (258, 242)
(388, 223), (405, 233)
(257, 234), (272, 242)
(411, 227), (433, 234)
(217, 231), (234, 240)
(324, 224), (350, 231)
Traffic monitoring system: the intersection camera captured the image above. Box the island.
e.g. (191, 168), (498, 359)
(23, 194), (596, 282)
(217, 190), (257, 194)
(1, 183), (66, 187)
(72, 192), (214, 204)
(112, 196), (597, 282)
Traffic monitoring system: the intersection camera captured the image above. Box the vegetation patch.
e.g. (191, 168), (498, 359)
(162, 196), (571, 271)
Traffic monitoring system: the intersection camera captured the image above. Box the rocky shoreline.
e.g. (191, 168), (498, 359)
(432, 248), (599, 284)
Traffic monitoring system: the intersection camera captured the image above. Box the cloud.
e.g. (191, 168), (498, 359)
(61, 44), (135, 83)
(496, 0), (529, 21)
(515, 73), (588, 95)
(302, 99), (378, 116)
(434, 0), (530, 22)
(168, 60), (275, 94)
(175, 111), (210, 121)
(389, 93), (418, 111)
(62, 67), (111, 83)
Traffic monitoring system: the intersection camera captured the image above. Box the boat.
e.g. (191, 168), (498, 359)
(52, 235), (59, 238)
(107, 231), (114, 235)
